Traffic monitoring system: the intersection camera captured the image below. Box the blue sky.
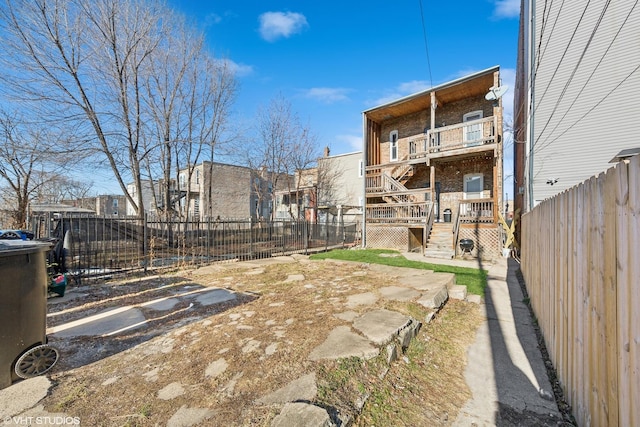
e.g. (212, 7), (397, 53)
(91, 0), (521, 196)
(168, 0), (519, 152)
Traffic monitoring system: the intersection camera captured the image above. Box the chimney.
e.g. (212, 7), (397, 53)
(323, 146), (330, 157)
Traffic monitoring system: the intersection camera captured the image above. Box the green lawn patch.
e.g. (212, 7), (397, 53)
(310, 249), (487, 296)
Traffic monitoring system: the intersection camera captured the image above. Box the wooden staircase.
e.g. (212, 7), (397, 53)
(424, 222), (455, 259)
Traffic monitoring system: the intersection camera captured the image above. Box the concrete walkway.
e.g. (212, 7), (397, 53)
(405, 253), (562, 426)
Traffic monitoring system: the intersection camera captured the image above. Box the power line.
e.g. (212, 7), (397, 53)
(533, 0), (593, 115)
(535, 0), (637, 154)
(533, 0), (611, 151)
(418, 0), (433, 87)
(536, 63), (640, 152)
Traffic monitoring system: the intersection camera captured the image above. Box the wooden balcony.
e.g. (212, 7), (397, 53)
(405, 116), (497, 161)
(366, 201), (432, 224)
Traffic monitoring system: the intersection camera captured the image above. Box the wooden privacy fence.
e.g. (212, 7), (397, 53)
(521, 154), (639, 426)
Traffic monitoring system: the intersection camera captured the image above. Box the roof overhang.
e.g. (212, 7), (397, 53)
(363, 66), (500, 123)
(609, 147), (640, 163)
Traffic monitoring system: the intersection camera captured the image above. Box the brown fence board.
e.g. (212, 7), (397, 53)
(522, 154), (640, 426)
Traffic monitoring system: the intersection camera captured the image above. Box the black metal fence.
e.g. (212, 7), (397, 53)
(28, 213), (360, 282)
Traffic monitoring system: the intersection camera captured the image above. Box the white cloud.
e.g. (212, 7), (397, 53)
(397, 80), (430, 94)
(493, 0), (520, 19)
(204, 13), (222, 27)
(216, 58), (254, 77)
(371, 80), (430, 106)
(336, 134), (363, 152)
(303, 87), (351, 103)
(499, 67), (516, 121)
(258, 11), (308, 42)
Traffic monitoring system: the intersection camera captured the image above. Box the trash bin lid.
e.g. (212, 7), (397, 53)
(0, 240), (51, 257)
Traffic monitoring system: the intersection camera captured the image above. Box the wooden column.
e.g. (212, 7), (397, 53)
(430, 162), (435, 206)
(430, 91), (437, 130)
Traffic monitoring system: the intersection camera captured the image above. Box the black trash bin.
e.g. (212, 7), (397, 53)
(443, 208), (452, 223)
(0, 240), (59, 389)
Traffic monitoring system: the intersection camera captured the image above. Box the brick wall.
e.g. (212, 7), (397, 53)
(201, 163), (253, 219)
(403, 155), (495, 218)
(378, 94), (493, 163)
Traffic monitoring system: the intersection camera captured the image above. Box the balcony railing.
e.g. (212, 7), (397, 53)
(458, 198), (495, 223)
(366, 201), (432, 224)
(405, 116), (496, 160)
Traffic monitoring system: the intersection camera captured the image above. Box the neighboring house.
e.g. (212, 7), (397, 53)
(363, 66), (505, 259)
(126, 180), (157, 217)
(274, 149), (364, 224)
(177, 162), (276, 220)
(274, 167), (317, 221)
(94, 195), (126, 217)
(62, 195), (126, 217)
(124, 163), (280, 220)
(513, 0), (640, 214)
(317, 150), (364, 224)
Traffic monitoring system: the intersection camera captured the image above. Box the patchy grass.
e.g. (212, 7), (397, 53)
(355, 300), (484, 426)
(310, 249), (488, 296)
(314, 300), (485, 426)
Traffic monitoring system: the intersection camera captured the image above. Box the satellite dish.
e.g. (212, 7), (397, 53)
(485, 85), (509, 101)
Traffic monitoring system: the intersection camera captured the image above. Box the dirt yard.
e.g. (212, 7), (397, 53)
(41, 255), (485, 426)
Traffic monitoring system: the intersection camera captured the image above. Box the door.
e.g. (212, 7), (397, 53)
(463, 110), (483, 146)
(462, 173), (483, 215)
(464, 173), (483, 199)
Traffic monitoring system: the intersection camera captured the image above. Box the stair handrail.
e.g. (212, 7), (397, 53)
(425, 201), (435, 253)
(452, 202), (462, 257)
(380, 172), (409, 193)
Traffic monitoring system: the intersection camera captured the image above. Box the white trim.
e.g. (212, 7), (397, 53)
(463, 110), (484, 145)
(463, 173), (483, 199)
(463, 110), (483, 122)
(389, 130), (399, 161)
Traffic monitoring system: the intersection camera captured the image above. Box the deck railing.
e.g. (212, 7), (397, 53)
(405, 116), (496, 160)
(458, 198), (495, 223)
(366, 201), (432, 224)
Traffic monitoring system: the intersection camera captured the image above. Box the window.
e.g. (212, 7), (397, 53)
(463, 110), (483, 146)
(463, 173), (483, 199)
(179, 173), (186, 189)
(112, 199), (118, 208)
(389, 130), (398, 161)
(358, 159), (364, 177)
(195, 169), (200, 185)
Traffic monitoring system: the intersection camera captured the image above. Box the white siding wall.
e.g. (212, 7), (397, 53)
(318, 151), (364, 210)
(531, 0), (640, 203)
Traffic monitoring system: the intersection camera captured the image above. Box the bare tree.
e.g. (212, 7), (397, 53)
(0, 0), (169, 218)
(1, 0), (239, 221)
(249, 95), (320, 220)
(0, 112), (63, 228)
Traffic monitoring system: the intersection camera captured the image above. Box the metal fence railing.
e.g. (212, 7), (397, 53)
(28, 213), (361, 283)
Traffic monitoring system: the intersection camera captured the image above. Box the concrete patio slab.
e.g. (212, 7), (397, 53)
(417, 286), (449, 309)
(352, 309), (412, 346)
(191, 288), (237, 306)
(308, 326), (379, 361)
(257, 373), (317, 405)
(271, 402), (332, 427)
(49, 306), (147, 338)
(378, 286), (421, 301)
(345, 292), (378, 308)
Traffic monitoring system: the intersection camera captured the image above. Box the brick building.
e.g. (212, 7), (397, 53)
(176, 161), (278, 220)
(363, 66), (505, 259)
